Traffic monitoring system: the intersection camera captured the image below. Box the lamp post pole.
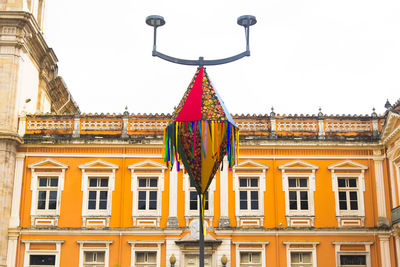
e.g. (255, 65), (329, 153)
(146, 15), (256, 267)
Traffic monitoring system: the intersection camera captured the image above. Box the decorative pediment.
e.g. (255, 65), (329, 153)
(28, 158), (68, 170)
(381, 111), (400, 144)
(328, 160), (368, 171)
(278, 160), (318, 171)
(234, 160), (269, 171)
(79, 159), (119, 170)
(128, 160), (167, 170)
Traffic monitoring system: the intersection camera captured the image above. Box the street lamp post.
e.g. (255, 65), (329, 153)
(146, 15), (256, 267)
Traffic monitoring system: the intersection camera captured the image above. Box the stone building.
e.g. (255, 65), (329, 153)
(2, 1), (400, 267)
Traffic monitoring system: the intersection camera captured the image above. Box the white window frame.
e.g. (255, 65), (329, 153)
(79, 160), (118, 225)
(22, 240), (64, 267)
(279, 161), (318, 221)
(77, 240), (112, 267)
(233, 241), (269, 267)
(28, 159), (68, 225)
(332, 241), (373, 267)
(328, 161), (367, 219)
(283, 241), (319, 267)
(128, 240), (163, 267)
(128, 160), (166, 226)
(233, 161), (268, 218)
(183, 173), (215, 221)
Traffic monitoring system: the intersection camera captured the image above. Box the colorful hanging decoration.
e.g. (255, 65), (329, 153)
(164, 67), (239, 197)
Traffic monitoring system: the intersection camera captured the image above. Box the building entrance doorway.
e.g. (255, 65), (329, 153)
(184, 254), (212, 267)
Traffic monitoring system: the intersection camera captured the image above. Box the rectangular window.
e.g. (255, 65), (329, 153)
(83, 251), (105, 267)
(189, 178), (209, 211)
(239, 178), (259, 211)
(291, 252), (312, 267)
(136, 251), (157, 267)
(29, 255), (56, 266)
(288, 178), (309, 211)
(340, 255), (366, 266)
(37, 177), (58, 211)
(88, 177), (109, 211)
(338, 178), (359, 211)
(240, 252), (261, 266)
(138, 177), (158, 211)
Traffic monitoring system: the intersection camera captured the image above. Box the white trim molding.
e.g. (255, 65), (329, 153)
(28, 158), (68, 227)
(128, 240), (164, 267)
(232, 241), (269, 267)
(129, 160), (166, 227)
(283, 241), (319, 267)
(9, 154), (26, 228)
(77, 240), (113, 267)
(233, 160), (268, 227)
(80, 160), (118, 227)
(279, 160), (318, 227)
(22, 239), (64, 267)
(328, 160), (367, 227)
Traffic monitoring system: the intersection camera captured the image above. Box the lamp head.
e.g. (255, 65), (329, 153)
(169, 254), (176, 264)
(237, 15), (257, 27)
(221, 254), (228, 265)
(146, 15), (165, 27)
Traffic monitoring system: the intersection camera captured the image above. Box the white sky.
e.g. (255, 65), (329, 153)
(44, 0), (400, 116)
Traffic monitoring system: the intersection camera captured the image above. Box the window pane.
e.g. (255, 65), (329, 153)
(339, 200), (347, 210)
(136, 252), (145, 263)
(240, 191), (248, 210)
(99, 191), (107, 209)
(350, 191), (358, 200)
(252, 252), (261, 263)
(250, 178), (258, 187)
(251, 200), (259, 210)
(138, 178), (146, 187)
(39, 178), (47, 187)
(300, 191), (308, 201)
(301, 200), (308, 210)
(88, 191), (97, 210)
(288, 178), (296, 187)
(339, 192), (347, 201)
(189, 179), (195, 187)
(48, 191), (57, 209)
(30, 255), (56, 265)
(290, 200), (297, 210)
(348, 178), (357, 187)
(138, 191), (146, 210)
(48, 178), (57, 187)
(89, 178), (97, 187)
(338, 178), (346, 187)
(100, 178), (108, 187)
(149, 200), (157, 210)
(340, 255), (366, 265)
(38, 191), (46, 210)
(299, 178), (307, 187)
(291, 252), (300, 263)
(96, 252), (105, 263)
(85, 251), (94, 262)
(147, 252), (157, 263)
(350, 200), (358, 210)
(149, 191), (157, 201)
(190, 192), (197, 210)
(289, 191), (297, 201)
(149, 178), (158, 187)
(239, 178), (247, 187)
(240, 252), (249, 263)
(302, 252), (312, 263)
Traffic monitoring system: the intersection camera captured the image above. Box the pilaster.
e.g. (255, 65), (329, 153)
(167, 167), (179, 228)
(218, 157), (230, 228)
(379, 234), (392, 267)
(373, 150), (389, 226)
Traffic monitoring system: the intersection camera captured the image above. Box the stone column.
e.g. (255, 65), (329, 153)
(6, 230), (18, 267)
(374, 152), (389, 227)
(0, 140), (17, 266)
(379, 235), (392, 267)
(167, 167), (179, 228)
(218, 157), (230, 228)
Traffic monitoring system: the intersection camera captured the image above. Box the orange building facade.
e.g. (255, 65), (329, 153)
(6, 104), (400, 267)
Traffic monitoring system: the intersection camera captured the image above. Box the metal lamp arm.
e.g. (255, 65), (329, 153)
(147, 15), (256, 66)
